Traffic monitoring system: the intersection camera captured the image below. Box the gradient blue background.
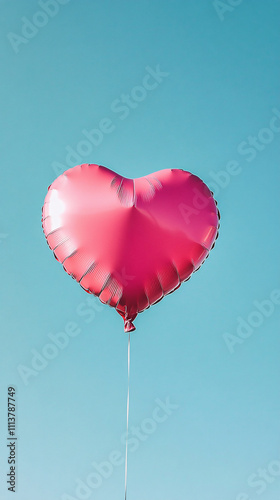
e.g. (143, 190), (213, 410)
(0, 1), (280, 499)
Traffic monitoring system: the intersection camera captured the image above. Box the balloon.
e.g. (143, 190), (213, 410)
(42, 164), (220, 332)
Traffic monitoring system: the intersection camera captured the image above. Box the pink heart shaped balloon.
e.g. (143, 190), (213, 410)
(42, 164), (220, 331)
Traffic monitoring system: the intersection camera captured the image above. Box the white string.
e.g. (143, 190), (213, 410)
(124, 332), (130, 500)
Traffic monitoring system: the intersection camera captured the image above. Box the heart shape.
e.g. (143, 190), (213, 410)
(42, 164), (219, 331)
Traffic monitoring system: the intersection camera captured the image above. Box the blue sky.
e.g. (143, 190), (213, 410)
(0, 1), (280, 499)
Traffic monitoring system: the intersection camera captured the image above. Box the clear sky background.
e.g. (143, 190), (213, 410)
(0, 1), (280, 499)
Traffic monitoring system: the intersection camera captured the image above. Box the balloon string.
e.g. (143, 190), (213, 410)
(124, 332), (130, 500)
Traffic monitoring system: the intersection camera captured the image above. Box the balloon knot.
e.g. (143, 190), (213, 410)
(124, 319), (136, 333)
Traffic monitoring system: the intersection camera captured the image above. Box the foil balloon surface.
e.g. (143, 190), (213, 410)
(42, 164), (220, 332)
